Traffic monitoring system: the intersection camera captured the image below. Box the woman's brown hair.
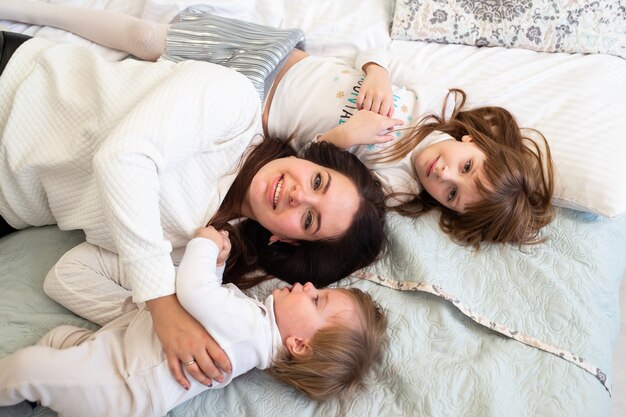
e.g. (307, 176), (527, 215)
(268, 288), (388, 401)
(209, 137), (387, 288)
(380, 89), (555, 248)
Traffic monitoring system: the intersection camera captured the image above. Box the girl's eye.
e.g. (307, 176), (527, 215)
(313, 173), (322, 190)
(463, 160), (472, 173)
(304, 210), (313, 230)
(447, 187), (457, 202)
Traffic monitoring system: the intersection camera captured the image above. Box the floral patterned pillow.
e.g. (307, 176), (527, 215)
(391, 0), (626, 60)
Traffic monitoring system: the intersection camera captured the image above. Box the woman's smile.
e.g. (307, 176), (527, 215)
(272, 175), (284, 209)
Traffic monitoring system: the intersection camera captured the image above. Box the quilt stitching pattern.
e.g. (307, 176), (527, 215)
(353, 269), (613, 395)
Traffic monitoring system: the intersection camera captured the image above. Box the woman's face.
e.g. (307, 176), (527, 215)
(243, 156), (360, 242)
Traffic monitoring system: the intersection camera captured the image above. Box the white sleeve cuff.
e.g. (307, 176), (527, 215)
(355, 48), (391, 73)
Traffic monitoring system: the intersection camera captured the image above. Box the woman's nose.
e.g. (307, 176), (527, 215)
(289, 185), (314, 206)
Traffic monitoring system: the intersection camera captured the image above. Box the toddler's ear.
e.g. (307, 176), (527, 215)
(285, 336), (311, 357)
(461, 135), (474, 143)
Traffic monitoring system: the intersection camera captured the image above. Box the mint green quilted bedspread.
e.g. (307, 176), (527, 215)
(1, 207), (624, 417)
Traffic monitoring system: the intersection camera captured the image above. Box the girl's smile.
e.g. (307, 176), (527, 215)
(426, 156), (439, 177)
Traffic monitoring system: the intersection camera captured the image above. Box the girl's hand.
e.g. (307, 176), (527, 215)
(194, 226), (231, 267)
(320, 110), (404, 149)
(147, 295), (232, 389)
(358, 63), (395, 117)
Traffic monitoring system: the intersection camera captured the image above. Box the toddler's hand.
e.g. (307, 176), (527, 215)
(194, 226), (231, 266)
(215, 230), (231, 267)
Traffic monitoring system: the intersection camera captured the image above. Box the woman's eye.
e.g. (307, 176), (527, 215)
(447, 187), (457, 202)
(304, 210), (313, 229)
(313, 173), (322, 190)
(463, 161), (472, 173)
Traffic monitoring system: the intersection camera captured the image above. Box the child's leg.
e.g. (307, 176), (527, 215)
(37, 325), (95, 349)
(44, 242), (138, 326)
(0, 330), (132, 415)
(0, 0), (168, 60)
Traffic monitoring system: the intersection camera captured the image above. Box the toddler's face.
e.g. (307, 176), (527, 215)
(273, 283), (358, 343)
(414, 135), (488, 213)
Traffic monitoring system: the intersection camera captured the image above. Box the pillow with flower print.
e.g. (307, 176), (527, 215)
(391, 0), (626, 60)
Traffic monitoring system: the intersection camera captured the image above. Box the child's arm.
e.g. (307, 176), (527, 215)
(193, 227), (231, 268)
(358, 63), (394, 117)
(0, 0), (167, 60)
(176, 228), (261, 340)
(313, 48), (401, 150)
(317, 110), (403, 150)
(355, 49), (394, 117)
(177, 228), (230, 311)
(176, 229), (270, 377)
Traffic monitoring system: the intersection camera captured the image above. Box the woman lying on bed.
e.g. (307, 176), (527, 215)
(0, 32), (386, 389)
(0, 1), (556, 248)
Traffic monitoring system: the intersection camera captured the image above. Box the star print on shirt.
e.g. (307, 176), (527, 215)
(336, 91), (345, 98)
(401, 104), (409, 113)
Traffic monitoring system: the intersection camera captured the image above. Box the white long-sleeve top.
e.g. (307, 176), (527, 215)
(121, 237), (282, 414)
(0, 37), (261, 302)
(267, 49), (455, 204)
(175, 238), (282, 391)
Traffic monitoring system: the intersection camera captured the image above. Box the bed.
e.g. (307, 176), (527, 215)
(1, 1), (625, 416)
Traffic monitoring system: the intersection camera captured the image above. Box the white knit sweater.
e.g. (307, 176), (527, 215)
(0, 38), (261, 302)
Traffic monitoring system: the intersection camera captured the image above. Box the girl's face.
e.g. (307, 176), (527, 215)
(273, 282), (358, 346)
(242, 156), (359, 243)
(414, 136), (487, 213)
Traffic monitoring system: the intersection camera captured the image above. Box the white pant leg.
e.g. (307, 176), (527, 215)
(0, 322), (145, 417)
(44, 242), (137, 326)
(37, 325), (94, 349)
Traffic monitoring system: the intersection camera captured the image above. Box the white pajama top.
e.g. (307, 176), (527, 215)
(0, 37), (261, 302)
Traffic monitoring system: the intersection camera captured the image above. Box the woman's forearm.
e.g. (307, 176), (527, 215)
(146, 294), (232, 388)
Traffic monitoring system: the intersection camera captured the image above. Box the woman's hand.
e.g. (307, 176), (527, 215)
(146, 295), (232, 389)
(358, 62), (395, 117)
(319, 110), (404, 149)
